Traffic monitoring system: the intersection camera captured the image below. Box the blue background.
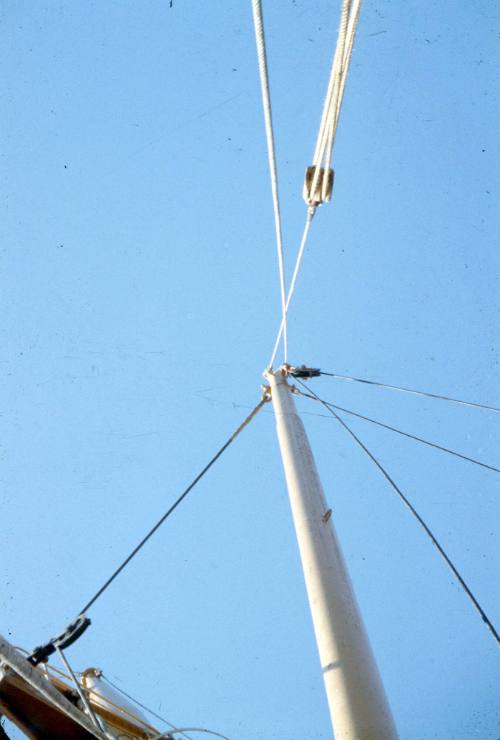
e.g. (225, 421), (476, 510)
(1, 1), (499, 738)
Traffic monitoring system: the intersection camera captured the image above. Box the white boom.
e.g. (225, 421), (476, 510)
(265, 368), (398, 740)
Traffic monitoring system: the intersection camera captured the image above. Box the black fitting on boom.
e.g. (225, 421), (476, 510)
(28, 614), (91, 665)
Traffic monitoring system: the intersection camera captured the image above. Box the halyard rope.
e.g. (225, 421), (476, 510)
(261, 0), (362, 368)
(251, 0), (289, 364)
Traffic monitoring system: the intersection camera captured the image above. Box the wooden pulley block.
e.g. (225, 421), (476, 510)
(303, 165), (334, 206)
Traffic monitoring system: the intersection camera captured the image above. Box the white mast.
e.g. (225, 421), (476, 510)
(265, 367), (398, 740)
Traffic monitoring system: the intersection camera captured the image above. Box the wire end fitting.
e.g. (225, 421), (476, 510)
(28, 614), (91, 666)
(283, 364), (321, 379)
(261, 384), (272, 402)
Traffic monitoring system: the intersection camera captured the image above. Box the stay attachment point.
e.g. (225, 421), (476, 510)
(28, 614), (91, 665)
(285, 364), (321, 379)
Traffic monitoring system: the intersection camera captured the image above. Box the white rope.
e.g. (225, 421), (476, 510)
(334, 0), (363, 128)
(306, 0), (362, 206)
(317, 0), (360, 162)
(265, 0), (362, 369)
(252, 0), (289, 365)
(268, 208), (315, 368)
(312, 0), (351, 167)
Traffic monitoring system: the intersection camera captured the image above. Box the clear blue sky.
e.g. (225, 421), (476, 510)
(1, 1), (499, 738)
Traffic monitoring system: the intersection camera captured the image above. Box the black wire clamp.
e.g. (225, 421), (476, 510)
(28, 614), (91, 665)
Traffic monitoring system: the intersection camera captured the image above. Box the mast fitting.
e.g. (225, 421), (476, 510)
(28, 614), (91, 666)
(261, 384), (272, 402)
(284, 364), (321, 379)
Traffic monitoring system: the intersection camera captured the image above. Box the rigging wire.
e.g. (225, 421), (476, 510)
(268, 209), (315, 369)
(101, 675), (193, 740)
(151, 730), (230, 740)
(79, 398), (267, 615)
(294, 390), (500, 474)
(295, 378), (500, 647)
(319, 370), (500, 413)
(251, 0), (289, 364)
(55, 647), (105, 733)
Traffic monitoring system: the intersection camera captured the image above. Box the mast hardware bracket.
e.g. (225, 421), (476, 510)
(285, 365), (321, 379)
(28, 614), (91, 666)
(261, 384), (272, 402)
